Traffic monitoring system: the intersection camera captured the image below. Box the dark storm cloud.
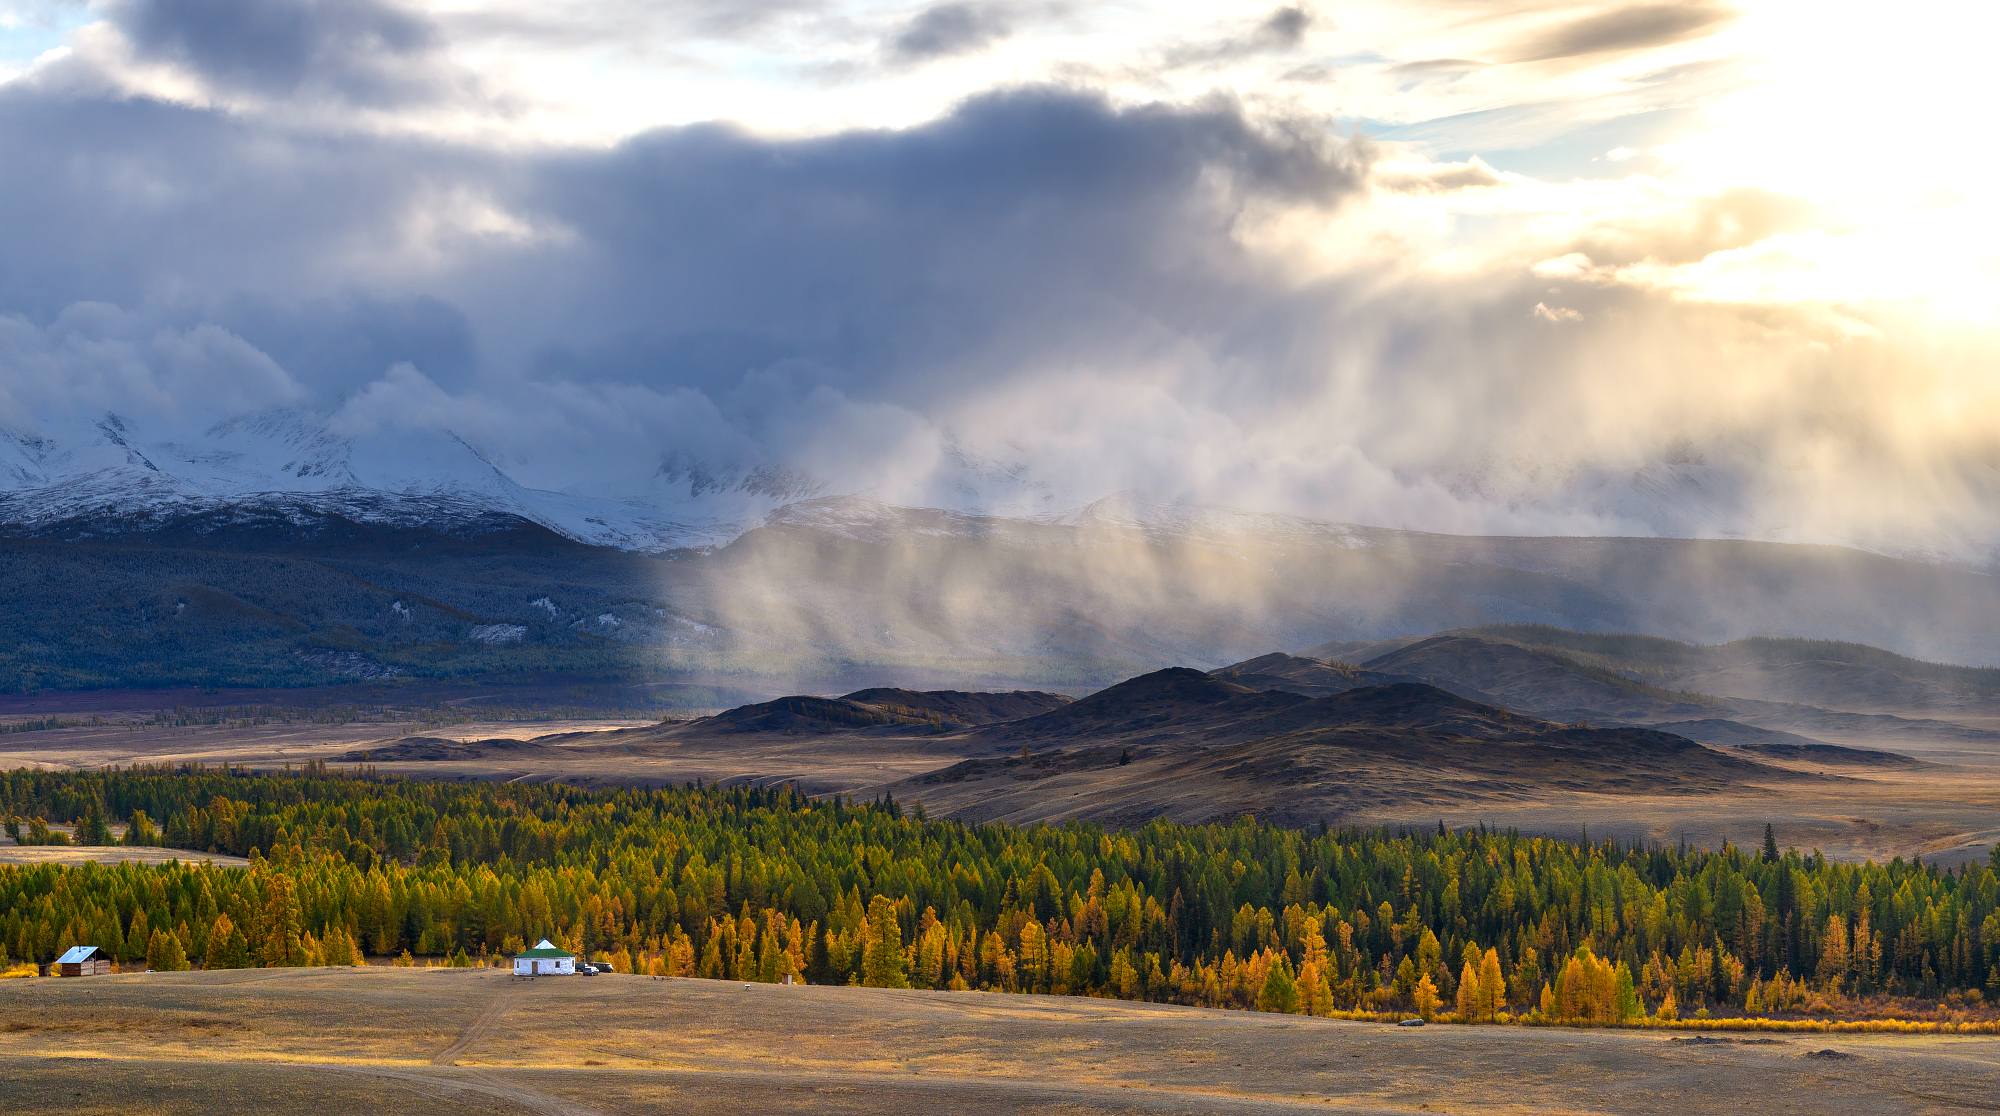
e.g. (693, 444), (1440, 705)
(109, 0), (453, 106)
(1509, 2), (1736, 64)
(210, 294), (482, 394)
(513, 89), (1367, 404)
(0, 24), (1985, 569)
(0, 64), (1365, 420)
(0, 82), (484, 315)
(1163, 5), (1317, 70)
(1255, 5), (1313, 49)
(0, 69), (499, 412)
(890, 2), (1013, 60)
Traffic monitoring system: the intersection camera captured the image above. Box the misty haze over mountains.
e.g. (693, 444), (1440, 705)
(4, 473), (1998, 699)
(0, 7), (1996, 572)
(9, 403), (2000, 571)
(1, 1), (1996, 695)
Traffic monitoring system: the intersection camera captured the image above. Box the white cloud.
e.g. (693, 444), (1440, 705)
(0, 0), (1993, 566)
(0, 306), (305, 429)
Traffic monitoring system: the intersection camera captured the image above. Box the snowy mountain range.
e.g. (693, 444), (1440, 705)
(0, 407), (834, 552)
(3, 406), (1996, 577)
(4, 407), (2000, 692)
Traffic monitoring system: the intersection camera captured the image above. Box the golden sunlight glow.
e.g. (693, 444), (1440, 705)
(1645, 0), (2000, 314)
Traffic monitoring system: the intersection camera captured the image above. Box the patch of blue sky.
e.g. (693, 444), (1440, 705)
(1362, 104), (1703, 182)
(0, 2), (87, 74)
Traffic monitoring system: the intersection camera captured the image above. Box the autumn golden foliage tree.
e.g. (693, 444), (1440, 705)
(1412, 973), (1440, 1019)
(0, 769), (1993, 1021)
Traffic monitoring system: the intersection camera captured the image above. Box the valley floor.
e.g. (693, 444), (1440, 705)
(3, 715), (1999, 867)
(2, 968), (1995, 1115)
(0, 716), (661, 781)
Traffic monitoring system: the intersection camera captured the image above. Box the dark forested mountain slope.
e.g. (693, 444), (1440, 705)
(5, 494), (2000, 695)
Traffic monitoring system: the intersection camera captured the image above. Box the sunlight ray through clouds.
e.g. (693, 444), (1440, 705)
(0, 0), (1992, 563)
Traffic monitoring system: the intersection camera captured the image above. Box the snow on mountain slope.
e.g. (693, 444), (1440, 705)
(6, 417), (2000, 681)
(0, 407), (751, 549)
(0, 407), (1062, 552)
(3, 406), (1996, 575)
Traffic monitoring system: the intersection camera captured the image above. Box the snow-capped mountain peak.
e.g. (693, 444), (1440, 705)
(0, 407), (1053, 552)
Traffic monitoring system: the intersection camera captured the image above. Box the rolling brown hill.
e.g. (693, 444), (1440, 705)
(885, 670), (1792, 828)
(1206, 651), (1494, 701)
(839, 688), (1075, 724)
(667, 688), (1073, 736)
(1426, 625), (2000, 718)
(6, 646), (1990, 863)
(528, 666), (1805, 828)
(1315, 629), (2000, 765)
(1352, 635), (1710, 722)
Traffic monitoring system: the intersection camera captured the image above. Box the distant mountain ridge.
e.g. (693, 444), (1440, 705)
(1250, 631), (2000, 766)
(5, 488), (2000, 694)
(3, 413), (2000, 691)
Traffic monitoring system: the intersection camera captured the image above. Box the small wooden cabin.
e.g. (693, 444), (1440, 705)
(57, 945), (111, 977)
(512, 939), (576, 976)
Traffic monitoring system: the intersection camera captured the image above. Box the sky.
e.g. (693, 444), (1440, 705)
(0, 0), (1996, 561)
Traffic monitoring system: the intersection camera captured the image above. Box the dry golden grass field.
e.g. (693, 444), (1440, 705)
(5, 710), (1998, 867)
(0, 968), (1996, 1114)
(0, 844), (251, 869)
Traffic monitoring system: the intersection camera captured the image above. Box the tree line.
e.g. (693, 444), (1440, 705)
(2, 766), (1996, 1021)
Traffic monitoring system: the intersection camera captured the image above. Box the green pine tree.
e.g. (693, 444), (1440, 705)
(1257, 959), (1301, 1014)
(1613, 961), (1642, 1022)
(76, 801), (112, 846)
(861, 895), (909, 988)
(323, 928), (360, 967)
(207, 915), (251, 969)
(148, 928), (190, 972)
(123, 810), (159, 847)
(258, 874), (306, 967)
(160, 931), (190, 972)
(809, 924), (833, 986)
(123, 909), (152, 964)
(1763, 823), (1780, 863)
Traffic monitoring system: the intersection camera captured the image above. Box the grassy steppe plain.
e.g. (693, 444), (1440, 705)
(2, 968), (1995, 1114)
(8, 712), (1998, 866)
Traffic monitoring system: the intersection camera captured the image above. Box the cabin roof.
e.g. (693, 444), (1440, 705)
(515, 938), (575, 959)
(57, 946), (103, 964)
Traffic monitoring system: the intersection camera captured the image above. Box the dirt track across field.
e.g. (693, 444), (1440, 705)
(432, 980), (518, 1066)
(0, 968), (1995, 1114)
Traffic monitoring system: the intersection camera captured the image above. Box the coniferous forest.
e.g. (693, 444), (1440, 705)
(4, 766), (1997, 1028)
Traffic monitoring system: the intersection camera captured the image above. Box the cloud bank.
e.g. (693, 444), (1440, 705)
(0, 0), (1994, 565)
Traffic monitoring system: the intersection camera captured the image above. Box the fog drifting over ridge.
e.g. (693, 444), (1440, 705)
(0, 0), (1996, 564)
